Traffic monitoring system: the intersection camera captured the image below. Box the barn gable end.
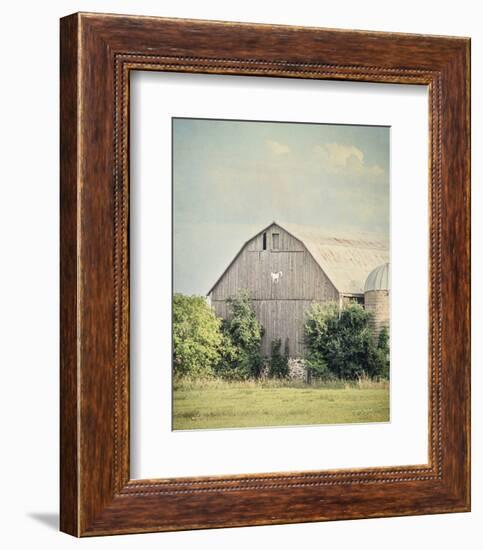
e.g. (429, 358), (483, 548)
(209, 223), (338, 304)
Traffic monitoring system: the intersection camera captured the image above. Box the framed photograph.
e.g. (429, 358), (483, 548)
(60, 13), (470, 536)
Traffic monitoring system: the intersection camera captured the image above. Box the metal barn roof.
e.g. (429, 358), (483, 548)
(207, 221), (389, 296)
(278, 222), (389, 295)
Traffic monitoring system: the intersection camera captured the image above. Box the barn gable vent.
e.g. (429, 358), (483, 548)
(272, 232), (280, 249)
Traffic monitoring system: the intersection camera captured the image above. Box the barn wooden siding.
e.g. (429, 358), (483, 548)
(209, 224), (338, 356)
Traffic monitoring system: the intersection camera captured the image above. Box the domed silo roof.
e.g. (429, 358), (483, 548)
(364, 262), (390, 292)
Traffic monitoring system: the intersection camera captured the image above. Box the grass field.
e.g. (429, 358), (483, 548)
(173, 378), (390, 430)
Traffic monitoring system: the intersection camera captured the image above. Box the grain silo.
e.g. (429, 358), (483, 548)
(364, 262), (390, 339)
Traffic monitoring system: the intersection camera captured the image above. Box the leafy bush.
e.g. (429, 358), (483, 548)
(304, 302), (389, 380)
(173, 291), (264, 381)
(172, 294), (222, 378)
(269, 338), (289, 378)
(374, 326), (390, 378)
(218, 290), (263, 379)
(213, 330), (243, 380)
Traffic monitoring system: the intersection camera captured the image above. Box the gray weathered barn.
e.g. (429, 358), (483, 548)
(207, 222), (389, 357)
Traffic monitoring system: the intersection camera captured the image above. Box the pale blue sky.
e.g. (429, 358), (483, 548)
(173, 118), (390, 295)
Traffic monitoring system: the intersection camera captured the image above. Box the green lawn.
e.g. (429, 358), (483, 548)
(173, 379), (389, 430)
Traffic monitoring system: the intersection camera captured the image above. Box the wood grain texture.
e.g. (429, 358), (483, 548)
(59, 12), (471, 537)
(60, 13), (79, 536)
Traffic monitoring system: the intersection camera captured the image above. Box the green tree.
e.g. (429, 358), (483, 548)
(304, 302), (389, 380)
(213, 329), (242, 380)
(221, 290), (263, 379)
(373, 326), (390, 378)
(172, 294), (223, 378)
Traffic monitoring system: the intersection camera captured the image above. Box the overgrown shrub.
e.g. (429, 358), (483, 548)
(373, 326), (390, 379)
(217, 290), (263, 379)
(173, 291), (264, 380)
(304, 302), (389, 380)
(172, 294), (223, 378)
(213, 330), (243, 380)
(269, 338), (289, 378)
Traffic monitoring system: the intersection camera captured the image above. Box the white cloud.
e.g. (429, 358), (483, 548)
(314, 142), (384, 177)
(315, 143), (363, 167)
(266, 139), (290, 155)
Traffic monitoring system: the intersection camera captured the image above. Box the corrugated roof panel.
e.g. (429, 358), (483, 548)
(279, 222), (389, 295)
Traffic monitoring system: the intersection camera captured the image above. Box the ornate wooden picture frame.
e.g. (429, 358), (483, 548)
(60, 12), (470, 536)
